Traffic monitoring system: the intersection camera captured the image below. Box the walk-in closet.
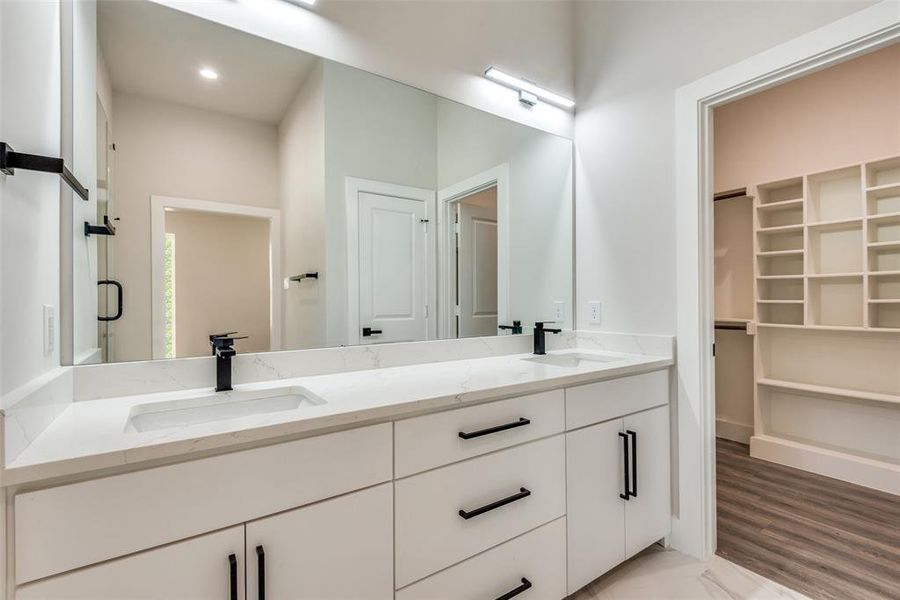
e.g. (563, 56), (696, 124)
(712, 41), (900, 600)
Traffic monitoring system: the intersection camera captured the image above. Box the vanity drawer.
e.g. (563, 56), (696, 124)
(14, 423), (392, 584)
(396, 517), (566, 600)
(566, 369), (669, 430)
(395, 389), (564, 477)
(395, 435), (565, 588)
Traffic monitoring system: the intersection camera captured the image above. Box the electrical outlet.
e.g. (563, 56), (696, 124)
(43, 304), (55, 355)
(553, 301), (565, 321)
(588, 301), (601, 324)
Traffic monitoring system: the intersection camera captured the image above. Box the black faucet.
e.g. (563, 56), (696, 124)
(209, 333), (247, 392)
(532, 321), (561, 355)
(498, 320), (523, 335)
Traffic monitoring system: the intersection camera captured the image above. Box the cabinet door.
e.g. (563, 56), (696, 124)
(624, 405), (671, 558)
(246, 483), (393, 600)
(565, 419), (626, 594)
(16, 526), (244, 600)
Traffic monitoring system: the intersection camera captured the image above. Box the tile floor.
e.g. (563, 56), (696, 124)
(569, 545), (809, 600)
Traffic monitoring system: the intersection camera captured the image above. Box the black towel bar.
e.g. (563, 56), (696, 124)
(0, 142), (89, 201)
(85, 215), (116, 237)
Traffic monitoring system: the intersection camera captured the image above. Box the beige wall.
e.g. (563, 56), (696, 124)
(165, 211), (271, 358)
(714, 198), (753, 321)
(279, 62), (326, 350)
(110, 91), (279, 362)
(715, 42), (900, 192)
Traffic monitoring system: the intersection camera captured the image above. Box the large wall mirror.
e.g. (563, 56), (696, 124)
(73, 0), (573, 363)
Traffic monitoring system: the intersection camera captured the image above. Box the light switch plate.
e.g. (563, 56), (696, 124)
(43, 304), (55, 355)
(588, 301), (601, 324)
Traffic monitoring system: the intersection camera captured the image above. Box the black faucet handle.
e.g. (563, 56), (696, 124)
(534, 321), (562, 334)
(209, 333), (248, 347)
(210, 331), (238, 341)
(498, 320), (523, 334)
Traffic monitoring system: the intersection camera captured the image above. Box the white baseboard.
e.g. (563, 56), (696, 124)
(750, 434), (899, 496)
(715, 418), (752, 444)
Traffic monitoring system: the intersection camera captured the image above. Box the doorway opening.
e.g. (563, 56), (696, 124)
(150, 195), (282, 359)
(711, 41), (900, 599)
(451, 184), (498, 339)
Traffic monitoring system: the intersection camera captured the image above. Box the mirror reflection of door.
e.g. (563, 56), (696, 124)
(455, 185), (498, 338)
(163, 210), (272, 358)
(357, 191), (429, 345)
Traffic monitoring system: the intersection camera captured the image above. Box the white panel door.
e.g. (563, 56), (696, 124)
(17, 526), (245, 600)
(358, 192), (428, 344)
(624, 405), (671, 558)
(566, 419), (626, 594)
(457, 201), (498, 338)
(246, 483), (393, 600)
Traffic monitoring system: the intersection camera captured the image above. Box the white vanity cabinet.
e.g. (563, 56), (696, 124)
(245, 483), (394, 600)
(566, 400), (670, 594)
(16, 526), (246, 600)
(9, 365), (673, 600)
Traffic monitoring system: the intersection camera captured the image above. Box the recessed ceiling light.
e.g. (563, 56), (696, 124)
(199, 67), (219, 81)
(483, 67), (574, 109)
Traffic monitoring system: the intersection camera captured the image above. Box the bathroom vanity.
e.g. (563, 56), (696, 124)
(4, 342), (672, 599)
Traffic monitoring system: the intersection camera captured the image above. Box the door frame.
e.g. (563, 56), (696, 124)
(437, 164), (510, 339)
(673, 2), (899, 560)
(150, 195), (282, 359)
(345, 177), (437, 346)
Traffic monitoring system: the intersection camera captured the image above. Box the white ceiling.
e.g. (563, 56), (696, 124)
(98, 0), (320, 124)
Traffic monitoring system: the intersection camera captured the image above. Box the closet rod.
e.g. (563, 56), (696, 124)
(715, 323), (747, 331)
(713, 188), (748, 202)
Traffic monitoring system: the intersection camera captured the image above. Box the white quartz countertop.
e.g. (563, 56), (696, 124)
(4, 349), (672, 486)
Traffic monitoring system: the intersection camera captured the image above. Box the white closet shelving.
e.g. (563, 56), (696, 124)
(750, 155), (900, 495)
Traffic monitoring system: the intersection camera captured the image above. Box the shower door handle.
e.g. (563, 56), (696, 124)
(98, 280), (123, 321)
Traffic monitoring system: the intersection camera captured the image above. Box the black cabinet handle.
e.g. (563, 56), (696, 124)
(228, 554), (238, 600)
(459, 487), (531, 520)
(98, 280), (123, 321)
(618, 432), (630, 500)
(495, 577), (533, 600)
(256, 545), (266, 600)
(362, 327), (383, 337)
(459, 417), (530, 440)
(627, 430), (637, 498)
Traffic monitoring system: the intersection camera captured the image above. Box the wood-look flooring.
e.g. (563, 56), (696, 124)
(716, 438), (900, 600)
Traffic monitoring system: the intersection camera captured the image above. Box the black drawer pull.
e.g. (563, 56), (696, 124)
(459, 417), (530, 440)
(627, 429), (637, 498)
(495, 577), (532, 600)
(618, 431), (630, 500)
(256, 545), (266, 600)
(459, 487), (531, 520)
(228, 554), (238, 600)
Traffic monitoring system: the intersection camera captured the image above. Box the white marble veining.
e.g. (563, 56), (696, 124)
(73, 333), (544, 401)
(2, 367), (73, 464)
(4, 347), (671, 486)
(571, 546), (809, 600)
(73, 330), (673, 401)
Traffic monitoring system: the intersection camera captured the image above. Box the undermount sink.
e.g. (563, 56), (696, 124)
(522, 352), (623, 368)
(126, 386), (327, 433)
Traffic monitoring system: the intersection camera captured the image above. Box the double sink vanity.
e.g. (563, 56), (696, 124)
(3, 333), (673, 600)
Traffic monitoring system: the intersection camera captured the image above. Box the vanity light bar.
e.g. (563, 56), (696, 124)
(483, 67), (575, 109)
